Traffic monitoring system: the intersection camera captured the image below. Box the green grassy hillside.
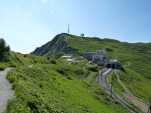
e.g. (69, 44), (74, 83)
(33, 33), (151, 102)
(0, 52), (48, 69)
(6, 58), (129, 113)
(0, 33), (150, 113)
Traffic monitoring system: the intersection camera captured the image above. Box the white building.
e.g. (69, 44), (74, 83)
(84, 49), (109, 65)
(62, 54), (76, 63)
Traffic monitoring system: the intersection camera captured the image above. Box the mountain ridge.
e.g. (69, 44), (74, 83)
(32, 33), (151, 56)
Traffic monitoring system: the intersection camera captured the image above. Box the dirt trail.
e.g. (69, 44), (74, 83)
(115, 71), (149, 113)
(0, 68), (14, 113)
(97, 68), (140, 113)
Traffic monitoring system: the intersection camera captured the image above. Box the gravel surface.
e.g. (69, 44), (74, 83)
(0, 68), (14, 113)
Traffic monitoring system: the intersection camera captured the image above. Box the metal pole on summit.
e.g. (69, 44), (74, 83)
(68, 24), (70, 34)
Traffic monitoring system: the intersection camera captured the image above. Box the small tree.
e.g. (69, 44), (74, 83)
(0, 38), (10, 61)
(80, 33), (85, 37)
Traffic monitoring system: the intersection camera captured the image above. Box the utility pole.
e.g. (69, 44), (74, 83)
(67, 24), (70, 34)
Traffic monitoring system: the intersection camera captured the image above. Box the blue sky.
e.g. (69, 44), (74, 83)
(0, 0), (151, 53)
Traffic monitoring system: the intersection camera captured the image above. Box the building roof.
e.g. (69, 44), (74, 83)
(62, 55), (72, 58)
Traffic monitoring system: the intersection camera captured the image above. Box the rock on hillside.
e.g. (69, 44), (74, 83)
(32, 33), (79, 56)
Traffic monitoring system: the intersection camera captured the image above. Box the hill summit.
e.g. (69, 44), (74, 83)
(32, 33), (121, 56)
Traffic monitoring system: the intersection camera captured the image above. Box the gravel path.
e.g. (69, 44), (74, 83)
(0, 68), (14, 113)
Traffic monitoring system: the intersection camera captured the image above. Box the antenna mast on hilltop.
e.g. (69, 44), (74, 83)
(67, 24), (70, 34)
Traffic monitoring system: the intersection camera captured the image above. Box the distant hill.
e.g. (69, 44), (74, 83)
(32, 33), (151, 101)
(32, 33), (151, 59)
(32, 33), (122, 56)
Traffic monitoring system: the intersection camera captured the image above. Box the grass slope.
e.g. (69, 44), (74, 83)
(0, 52), (48, 69)
(6, 58), (128, 113)
(33, 33), (151, 101)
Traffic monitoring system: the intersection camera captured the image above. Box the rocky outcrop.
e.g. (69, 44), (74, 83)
(32, 33), (78, 56)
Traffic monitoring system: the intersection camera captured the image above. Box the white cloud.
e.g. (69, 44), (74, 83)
(41, 0), (48, 4)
